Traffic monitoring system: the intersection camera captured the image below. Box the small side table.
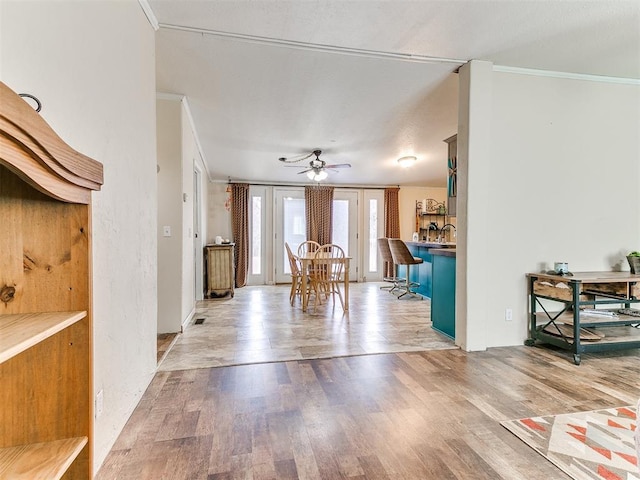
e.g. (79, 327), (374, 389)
(204, 243), (235, 298)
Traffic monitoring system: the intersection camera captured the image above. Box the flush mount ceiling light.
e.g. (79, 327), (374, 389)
(397, 156), (417, 168)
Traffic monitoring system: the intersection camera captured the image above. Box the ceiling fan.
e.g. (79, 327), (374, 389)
(278, 149), (351, 181)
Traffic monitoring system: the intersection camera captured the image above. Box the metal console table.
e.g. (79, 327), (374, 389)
(526, 271), (640, 365)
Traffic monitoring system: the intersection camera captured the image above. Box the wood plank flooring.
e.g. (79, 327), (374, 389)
(97, 345), (640, 479)
(157, 333), (178, 364)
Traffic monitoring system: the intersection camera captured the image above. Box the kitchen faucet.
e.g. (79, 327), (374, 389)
(426, 222), (438, 241)
(439, 223), (457, 243)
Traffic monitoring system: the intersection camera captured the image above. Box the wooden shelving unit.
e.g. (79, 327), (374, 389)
(0, 81), (103, 479)
(415, 199), (452, 242)
(0, 311), (86, 363)
(0, 437), (88, 480)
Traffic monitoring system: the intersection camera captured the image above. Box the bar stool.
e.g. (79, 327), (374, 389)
(377, 238), (405, 293)
(388, 238), (423, 299)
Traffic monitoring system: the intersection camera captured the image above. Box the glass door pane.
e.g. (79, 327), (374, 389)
(247, 185), (268, 285)
(363, 189), (384, 281)
(274, 187), (305, 283)
(333, 190), (358, 281)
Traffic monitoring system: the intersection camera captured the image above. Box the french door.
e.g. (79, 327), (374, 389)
(362, 189), (384, 282)
(247, 185), (269, 285)
(273, 187), (359, 283)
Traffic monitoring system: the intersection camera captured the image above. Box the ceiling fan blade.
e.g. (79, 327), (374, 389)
(278, 151), (314, 163)
(297, 168), (313, 174)
(323, 163), (351, 169)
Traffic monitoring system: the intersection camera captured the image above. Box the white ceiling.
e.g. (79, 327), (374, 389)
(149, 0), (640, 187)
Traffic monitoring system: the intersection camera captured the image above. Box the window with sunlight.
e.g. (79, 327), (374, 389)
(251, 196), (261, 275)
(369, 199), (377, 272)
(332, 199), (349, 253)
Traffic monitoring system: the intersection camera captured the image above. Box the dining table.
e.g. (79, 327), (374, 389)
(298, 252), (351, 312)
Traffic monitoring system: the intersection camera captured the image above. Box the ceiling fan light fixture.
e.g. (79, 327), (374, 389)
(307, 170), (328, 181)
(397, 155), (417, 168)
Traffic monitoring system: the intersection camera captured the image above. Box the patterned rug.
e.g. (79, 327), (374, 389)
(502, 406), (639, 480)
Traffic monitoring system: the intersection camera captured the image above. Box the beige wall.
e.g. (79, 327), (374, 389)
(458, 61), (640, 351)
(398, 186), (449, 240)
(208, 182), (233, 243)
(157, 98), (183, 333)
(157, 96), (209, 328)
(0, 0), (158, 472)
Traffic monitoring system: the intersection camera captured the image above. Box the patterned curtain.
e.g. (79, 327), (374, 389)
(305, 185), (334, 245)
(231, 183), (249, 288)
(384, 187), (400, 277)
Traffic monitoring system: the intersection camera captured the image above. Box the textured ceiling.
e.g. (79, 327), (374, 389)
(149, 0), (640, 186)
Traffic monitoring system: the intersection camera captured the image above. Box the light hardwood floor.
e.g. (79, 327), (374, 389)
(98, 284), (640, 480)
(158, 283), (454, 371)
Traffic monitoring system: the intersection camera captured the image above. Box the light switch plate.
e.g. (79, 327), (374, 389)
(96, 390), (104, 418)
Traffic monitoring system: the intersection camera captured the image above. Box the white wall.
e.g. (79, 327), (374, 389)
(157, 96), (207, 328)
(157, 98), (183, 333)
(0, 0), (158, 473)
(460, 62), (640, 350)
(456, 60), (493, 351)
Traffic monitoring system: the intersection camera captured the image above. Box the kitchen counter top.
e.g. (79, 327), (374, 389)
(406, 241), (456, 249)
(430, 248), (456, 258)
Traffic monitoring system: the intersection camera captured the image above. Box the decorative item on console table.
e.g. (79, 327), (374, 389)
(627, 251), (640, 274)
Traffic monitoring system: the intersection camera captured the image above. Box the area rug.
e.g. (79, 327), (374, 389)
(502, 406), (639, 480)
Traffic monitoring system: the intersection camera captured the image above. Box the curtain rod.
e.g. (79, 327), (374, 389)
(217, 179), (400, 189)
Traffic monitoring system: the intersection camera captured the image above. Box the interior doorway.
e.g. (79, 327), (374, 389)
(193, 168), (203, 301)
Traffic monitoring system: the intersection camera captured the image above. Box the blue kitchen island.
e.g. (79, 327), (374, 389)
(402, 241), (454, 299)
(430, 248), (456, 340)
(399, 242), (456, 340)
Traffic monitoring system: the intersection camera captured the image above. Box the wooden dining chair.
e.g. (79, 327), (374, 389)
(284, 242), (303, 305)
(309, 244), (345, 311)
(297, 240), (321, 258)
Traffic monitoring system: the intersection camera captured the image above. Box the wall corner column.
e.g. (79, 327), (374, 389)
(455, 60), (493, 352)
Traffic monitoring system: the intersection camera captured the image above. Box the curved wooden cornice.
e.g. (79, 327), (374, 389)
(0, 82), (103, 204)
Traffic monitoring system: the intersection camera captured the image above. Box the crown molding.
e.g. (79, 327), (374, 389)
(159, 23), (466, 66)
(138, 0), (159, 31)
(493, 65), (640, 85)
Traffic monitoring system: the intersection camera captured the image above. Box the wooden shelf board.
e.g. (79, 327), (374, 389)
(0, 311), (86, 364)
(536, 325), (640, 345)
(0, 436), (87, 480)
(535, 311), (640, 327)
